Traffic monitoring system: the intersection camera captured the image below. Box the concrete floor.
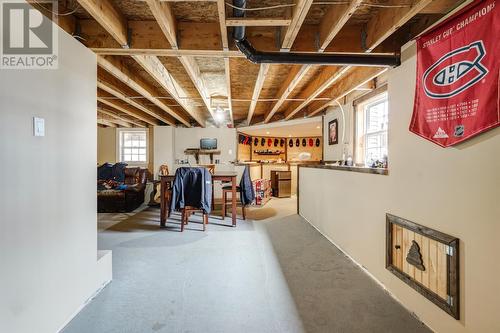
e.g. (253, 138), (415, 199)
(62, 198), (431, 333)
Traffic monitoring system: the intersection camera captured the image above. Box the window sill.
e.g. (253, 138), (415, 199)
(299, 163), (388, 176)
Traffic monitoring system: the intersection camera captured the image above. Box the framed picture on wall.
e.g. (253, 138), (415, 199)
(328, 119), (338, 145)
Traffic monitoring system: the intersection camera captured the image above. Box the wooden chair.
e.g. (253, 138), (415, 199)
(181, 206), (209, 232)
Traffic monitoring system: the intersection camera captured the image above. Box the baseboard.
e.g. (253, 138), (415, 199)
(299, 213), (433, 332)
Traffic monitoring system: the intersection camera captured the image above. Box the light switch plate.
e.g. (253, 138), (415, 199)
(33, 117), (45, 137)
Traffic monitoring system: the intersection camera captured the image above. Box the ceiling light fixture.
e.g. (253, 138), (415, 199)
(214, 105), (225, 123)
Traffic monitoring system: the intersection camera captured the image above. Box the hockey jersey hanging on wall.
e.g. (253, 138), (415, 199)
(410, 0), (500, 147)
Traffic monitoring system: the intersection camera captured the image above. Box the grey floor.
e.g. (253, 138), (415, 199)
(62, 198), (431, 333)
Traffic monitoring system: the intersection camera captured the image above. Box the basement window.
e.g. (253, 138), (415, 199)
(355, 93), (388, 167)
(118, 129), (148, 165)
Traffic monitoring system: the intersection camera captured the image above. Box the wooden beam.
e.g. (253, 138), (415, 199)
(132, 55), (207, 126)
(306, 67), (388, 117)
(91, 48), (242, 57)
(216, 0), (229, 50)
(226, 18), (291, 27)
(364, 0), (434, 52)
(97, 110), (134, 127)
(263, 65), (311, 123)
(97, 80), (160, 126)
(98, 97), (162, 126)
(178, 56), (216, 121)
(97, 119), (117, 127)
(224, 57), (234, 125)
(280, 0), (314, 51)
(76, 0), (128, 46)
(144, 0), (178, 48)
(279, 0), (442, 120)
(247, 64), (270, 125)
(318, 0), (363, 51)
(97, 56), (184, 126)
(284, 66), (349, 120)
(97, 107), (145, 127)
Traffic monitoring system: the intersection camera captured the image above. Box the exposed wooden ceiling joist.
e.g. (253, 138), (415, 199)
(224, 57), (234, 124)
(144, 0), (178, 48)
(76, 0), (128, 47)
(97, 80), (161, 126)
(364, 0), (435, 52)
(97, 107), (146, 127)
(283, 0), (451, 120)
(97, 119), (117, 128)
(306, 67), (388, 117)
(318, 0), (363, 52)
(132, 55), (207, 126)
(247, 64), (270, 125)
(97, 56), (184, 126)
(216, 0), (229, 50)
(280, 0), (314, 51)
(97, 109), (134, 128)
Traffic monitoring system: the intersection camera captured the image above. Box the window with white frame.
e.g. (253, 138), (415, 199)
(118, 129), (148, 164)
(355, 93), (388, 166)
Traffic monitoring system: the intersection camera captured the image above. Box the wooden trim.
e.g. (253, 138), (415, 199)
(386, 214), (460, 319)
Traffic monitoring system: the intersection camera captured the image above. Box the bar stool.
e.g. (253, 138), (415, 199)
(221, 185), (246, 220)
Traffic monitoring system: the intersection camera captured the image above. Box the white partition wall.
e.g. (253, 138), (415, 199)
(299, 41), (500, 333)
(0, 22), (111, 333)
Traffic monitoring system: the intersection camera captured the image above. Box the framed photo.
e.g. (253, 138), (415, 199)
(328, 119), (338, 145)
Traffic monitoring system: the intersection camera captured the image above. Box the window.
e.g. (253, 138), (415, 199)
(118, 129), (148, 164)
(355, 93), (388, 166)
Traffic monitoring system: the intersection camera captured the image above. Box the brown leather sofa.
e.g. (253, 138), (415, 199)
(98, 167), (148, 213)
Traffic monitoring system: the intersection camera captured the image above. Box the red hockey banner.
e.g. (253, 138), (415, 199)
(410, 0), (500, 147)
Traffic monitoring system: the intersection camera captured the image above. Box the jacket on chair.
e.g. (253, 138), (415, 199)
(170, 167), (212, 214)
(239, 166), (255, 206)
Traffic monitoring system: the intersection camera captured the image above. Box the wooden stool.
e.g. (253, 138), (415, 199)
(222, 186), (246, 220)
(181, 206), (209, 232)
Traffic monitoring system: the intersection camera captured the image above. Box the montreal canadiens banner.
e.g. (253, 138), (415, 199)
(410, 0), (500, 147)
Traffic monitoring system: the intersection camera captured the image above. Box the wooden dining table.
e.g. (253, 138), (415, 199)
(160, 172), (238, 227)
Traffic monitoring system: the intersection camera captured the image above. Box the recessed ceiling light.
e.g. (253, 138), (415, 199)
(266, 131), (270, 135)
(316, 125), (320, 129)
(288, 134), (292, 137)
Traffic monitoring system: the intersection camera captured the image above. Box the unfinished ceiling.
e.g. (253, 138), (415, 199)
(38, 0), (465, 128)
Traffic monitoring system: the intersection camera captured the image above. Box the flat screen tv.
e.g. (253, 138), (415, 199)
(200, 138), (217, 150)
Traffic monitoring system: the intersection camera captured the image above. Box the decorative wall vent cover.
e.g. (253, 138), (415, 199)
(386, 214), (460, 319)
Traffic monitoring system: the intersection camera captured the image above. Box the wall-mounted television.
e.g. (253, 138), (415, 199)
(200, 138), (217, 150)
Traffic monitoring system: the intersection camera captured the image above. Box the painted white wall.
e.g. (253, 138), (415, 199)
(299, 42), (500, 333)
(0, 24), (111, 333)
(173, 127), (237, 172)
(153, 126), (174, 178)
